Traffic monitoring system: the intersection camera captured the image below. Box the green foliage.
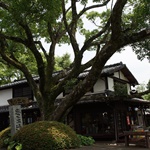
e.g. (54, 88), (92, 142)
(0, 0), (62, 41)
(143, 93), (150, 100)
(12, 121), (80, 150)
(114, 82), (128, 97)
(142, 80), (150, 100)
(130, 0), (149, 30)
(7, 140), (22, 150)
(0, 53), (71, 85)
(54, 53), (72, 71)
(15, 143), (22, 150)
(136, 83), (147, 93)
(127, 0), (150, 60)
(64, 78), (78, 91)
(0, 127), (22, 150)
(136, 81), (150, 100)
(77, 134), (95, 146)
(0, 127), (10, 148)
(0, 50), (37, 85)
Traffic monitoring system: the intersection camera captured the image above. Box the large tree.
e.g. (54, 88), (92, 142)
(0, 0), (150, 121)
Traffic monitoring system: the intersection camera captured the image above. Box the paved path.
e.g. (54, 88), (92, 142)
(1, 141), (149, 150)
(71, 141), (150, 150)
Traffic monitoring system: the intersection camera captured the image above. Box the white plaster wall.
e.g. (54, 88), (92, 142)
(114, 71), (128, 81)
(93, 78), (105, 93)
(108, 77), (114, 91)
(0, 88), (12, 105)
(119, 72), (128, 81)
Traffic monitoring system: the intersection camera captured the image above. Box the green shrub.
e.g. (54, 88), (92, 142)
(12, 121), (80, 150)
(77, 134), (95, 146)
(0, 127), (11, 148)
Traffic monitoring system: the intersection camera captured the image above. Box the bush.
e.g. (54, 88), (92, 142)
(0, 127), (11, 148)
(12, 121), (80, 150)
(77, 134), (95, 146)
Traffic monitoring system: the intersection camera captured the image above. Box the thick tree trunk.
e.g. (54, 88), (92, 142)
(39, 93), (57, 121)
(50, 41), (121, 121)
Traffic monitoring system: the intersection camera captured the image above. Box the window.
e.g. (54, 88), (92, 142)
(13, 86), (33, 100)
(81, 111), (114, 134)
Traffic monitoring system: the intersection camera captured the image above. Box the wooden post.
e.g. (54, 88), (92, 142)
(124, 135), (129, 146)
(114, 110), (119, 141)
(145, 132), (150, 148)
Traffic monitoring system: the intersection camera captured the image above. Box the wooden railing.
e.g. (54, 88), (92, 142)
(124, 131), (150, 148)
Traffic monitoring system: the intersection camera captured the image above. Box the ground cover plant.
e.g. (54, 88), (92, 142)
(77, 134), (95, 146)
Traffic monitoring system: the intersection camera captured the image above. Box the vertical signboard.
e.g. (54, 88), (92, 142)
(9, 105), (23, 136)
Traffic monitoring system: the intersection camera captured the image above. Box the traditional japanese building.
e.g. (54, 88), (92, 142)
(0, 62), (150, 141)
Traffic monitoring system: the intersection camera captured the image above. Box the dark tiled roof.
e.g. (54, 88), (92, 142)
(0, 62), (138, 90)
(78, 62), (138, 85)
(102, 62), (139, 85)
(0, 76), (39, 90)
(101, 62), (125, 74)
(55, 92), (150, 106)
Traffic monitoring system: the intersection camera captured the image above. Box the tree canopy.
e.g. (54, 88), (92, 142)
(0, 0), (150, 121)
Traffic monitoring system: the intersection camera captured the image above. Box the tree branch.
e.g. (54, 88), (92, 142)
(80, 19), (110, 53)
(0, 1), (9, 10)
(19, 23), (45, 74)
(62, 0), (80, 57)
(0, 38), (39, 94)
(81, 57), (95, 70)
(34, 41), (48, 58)
(71, 0), (77, 33)
(110, 0), (127, 40)
(0, 33), (26, 45)
(47, 22), (55, 43)
(78, 0), (110, 18)
(122, 28), (150, 46)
